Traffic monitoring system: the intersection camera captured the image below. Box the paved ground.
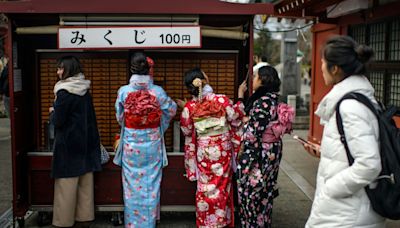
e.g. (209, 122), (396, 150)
(0, 117), (12, 216)
(1, 117), (399, 227)
(22, 130), (314, 227)
(23, 168), (312, 228)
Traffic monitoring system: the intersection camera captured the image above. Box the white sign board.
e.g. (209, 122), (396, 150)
(58, 26), (201, 49)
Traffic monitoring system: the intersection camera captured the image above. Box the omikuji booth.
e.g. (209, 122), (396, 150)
(0, 0), (273, 226)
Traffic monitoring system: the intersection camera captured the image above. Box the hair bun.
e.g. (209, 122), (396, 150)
(130, 52), (150, 75)
(192, 78), (202, 88)
(355, 45), (374, 64)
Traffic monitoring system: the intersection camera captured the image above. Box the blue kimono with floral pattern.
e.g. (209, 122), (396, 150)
(115, 75), (177, 228)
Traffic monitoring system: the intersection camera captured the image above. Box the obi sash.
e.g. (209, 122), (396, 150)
(194, 116), (230, 137)
(125, 112), (161, 129)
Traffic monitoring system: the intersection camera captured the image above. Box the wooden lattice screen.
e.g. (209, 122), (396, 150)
(39, 56), (128, 148)
(38, 52), (237, 151)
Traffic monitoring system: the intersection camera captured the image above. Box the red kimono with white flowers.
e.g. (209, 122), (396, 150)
(180, 93), (244, 228)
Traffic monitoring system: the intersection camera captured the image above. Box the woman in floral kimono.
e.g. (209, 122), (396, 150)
(180, 68), (244, 228)
(115, 52), (177, 228)
(237, 66), (294, 228)
(236, 65), (294, 228)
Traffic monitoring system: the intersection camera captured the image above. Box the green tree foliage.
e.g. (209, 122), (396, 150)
(253, 29), (280, 66)
(254, 27), (312, 69)
(298, 29), (312, 66)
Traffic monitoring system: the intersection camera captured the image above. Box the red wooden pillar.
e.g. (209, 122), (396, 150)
(308, 23), (346, 143)
(6, 18), (31, 219)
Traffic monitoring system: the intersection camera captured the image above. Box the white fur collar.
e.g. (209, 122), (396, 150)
(315, 75), (376, 125)
(53, 73), (90, 96)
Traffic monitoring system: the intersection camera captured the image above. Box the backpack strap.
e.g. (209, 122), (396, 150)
(335, 92), (379, 166)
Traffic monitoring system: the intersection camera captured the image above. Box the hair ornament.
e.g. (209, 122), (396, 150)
(192, 78), (203, 100)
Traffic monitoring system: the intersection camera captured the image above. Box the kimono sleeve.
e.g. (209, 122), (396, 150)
(180, 104), (197, 181)
(157, 88), (177, 133)
(115, 87), (125, 126)
(244, 97), (273, 148)
(224, 97), (245, 154)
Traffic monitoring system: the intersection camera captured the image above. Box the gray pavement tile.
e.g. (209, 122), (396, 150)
(0, 119), (12, 215)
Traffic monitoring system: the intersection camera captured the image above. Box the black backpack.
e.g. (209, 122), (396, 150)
(336, 92), (400, 219)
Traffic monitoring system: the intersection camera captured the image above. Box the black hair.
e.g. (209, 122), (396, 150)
(257, 65), (281, 93)
(261, 55), (268, 62)
(244, 66), (280, 114)
(323, 35), (374, 77)
(130, 52), (149, 75)
(56, 56), (83, 79)
(184, 68), (205, 96)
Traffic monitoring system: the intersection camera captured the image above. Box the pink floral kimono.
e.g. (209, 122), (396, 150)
(180, 93), (244, 228)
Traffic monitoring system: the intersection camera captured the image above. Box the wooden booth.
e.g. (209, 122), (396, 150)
(272, 0), (400, 143)
(0, 0), (273, 225)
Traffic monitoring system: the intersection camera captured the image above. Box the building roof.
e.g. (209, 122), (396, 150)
(270, 0), (400, 23)
(0, 0), (274, 15)
(270, 0), (343, 19)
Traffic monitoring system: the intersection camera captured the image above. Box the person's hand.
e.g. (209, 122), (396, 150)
(49, 107), (54, 113)
(201, 71), (210, 84)
(238, 80), (247, 98)
(303, 141), (321, 158)
(176, 98), (187, 109)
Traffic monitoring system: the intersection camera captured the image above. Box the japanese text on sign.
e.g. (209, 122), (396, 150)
(58, 26), (201, 49)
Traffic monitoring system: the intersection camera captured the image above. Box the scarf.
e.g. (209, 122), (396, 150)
(315, 75), (376, 125)
(53, 73), (90, 96)
(202, 84), (213, 97)
(129, 74), (152, 89)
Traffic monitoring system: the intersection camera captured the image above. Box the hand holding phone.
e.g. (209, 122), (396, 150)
(238, 81), (247, 98)
(293, 135), (309, 145)
(293, 135), (321, 158)
(244, 68), (250, 83)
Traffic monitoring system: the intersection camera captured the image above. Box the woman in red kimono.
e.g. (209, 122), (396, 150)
(180, 68), (244, 228)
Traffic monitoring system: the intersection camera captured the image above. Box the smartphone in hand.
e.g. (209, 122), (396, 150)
(293, 135), (309, 145)
(294, 135), (321, 158)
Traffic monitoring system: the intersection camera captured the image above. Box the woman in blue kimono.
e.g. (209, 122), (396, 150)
(114, 52), (177, 228)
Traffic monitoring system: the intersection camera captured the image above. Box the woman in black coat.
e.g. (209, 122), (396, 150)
(50, 56), (101, 227)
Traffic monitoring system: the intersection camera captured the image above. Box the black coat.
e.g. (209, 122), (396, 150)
(51, 89), (102, 178)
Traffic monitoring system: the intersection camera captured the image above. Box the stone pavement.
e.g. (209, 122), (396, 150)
(23, 170), (312, 228)
(0, 117), (12, 216)
(18, 129), (313, 228)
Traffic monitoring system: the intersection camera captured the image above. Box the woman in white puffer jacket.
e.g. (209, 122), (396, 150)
(302, 36), (386, 228)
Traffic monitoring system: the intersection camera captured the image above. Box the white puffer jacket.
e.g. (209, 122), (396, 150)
(305, 75), (386, 228)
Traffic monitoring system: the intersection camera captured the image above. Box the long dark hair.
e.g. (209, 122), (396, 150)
(130, 52), (150, 75)
(245, 65), (280, 114)
(323, 35), (374, 78)
(57, 56), (83, 79)
(257, 65), (281, 93)
(184, 68), (205, 96)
